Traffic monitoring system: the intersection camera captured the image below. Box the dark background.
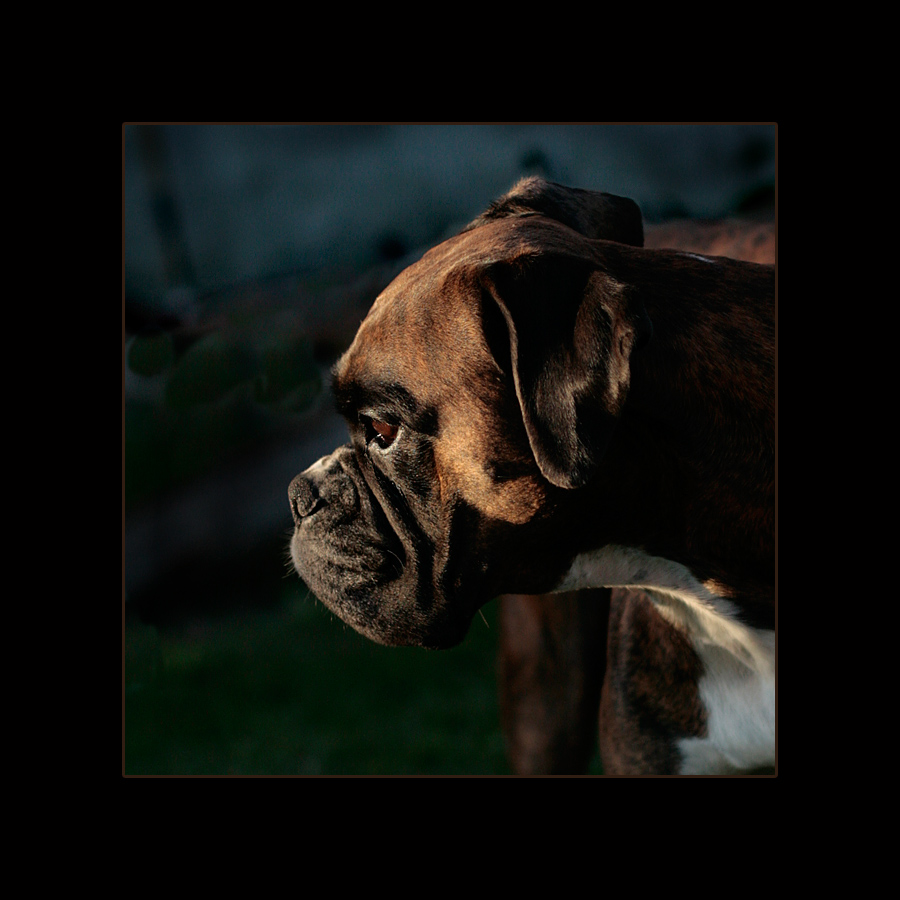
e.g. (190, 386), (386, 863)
(122, 123), (776, 776)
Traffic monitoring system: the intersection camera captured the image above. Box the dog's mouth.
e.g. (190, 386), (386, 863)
(288, 446), (474, 649)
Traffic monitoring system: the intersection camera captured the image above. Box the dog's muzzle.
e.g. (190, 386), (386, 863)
(287, 444), (475, 649)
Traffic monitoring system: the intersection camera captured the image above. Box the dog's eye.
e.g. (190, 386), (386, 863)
(365, 417), (399, 450)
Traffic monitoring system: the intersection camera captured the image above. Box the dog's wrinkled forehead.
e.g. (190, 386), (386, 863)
(340, 175), (642, 366)
(332, 177), (644, 420)
(335, 215), (579, 397)
(336, 232), (478, 385)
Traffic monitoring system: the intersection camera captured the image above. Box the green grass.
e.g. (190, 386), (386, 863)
(123, 583), (514, 776)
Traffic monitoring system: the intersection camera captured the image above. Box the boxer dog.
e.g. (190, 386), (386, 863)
(289, 177), (775, 775)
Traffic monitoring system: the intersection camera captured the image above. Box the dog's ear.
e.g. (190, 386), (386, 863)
(480, 250), (651, 489)
(468, 176), (645, 248)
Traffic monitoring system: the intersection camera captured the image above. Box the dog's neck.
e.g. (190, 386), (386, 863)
(626, 249), (774, 446)
(572, 246), (775, 619)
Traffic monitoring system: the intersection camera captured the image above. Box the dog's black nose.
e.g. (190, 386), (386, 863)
(288, 474), (323, 524)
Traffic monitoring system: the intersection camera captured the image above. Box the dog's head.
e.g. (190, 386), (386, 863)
(289, 178), (651, 647)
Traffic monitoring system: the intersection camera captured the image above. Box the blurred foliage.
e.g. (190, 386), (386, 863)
(124, 320), (321, 512)
(163, 332), (258, 409)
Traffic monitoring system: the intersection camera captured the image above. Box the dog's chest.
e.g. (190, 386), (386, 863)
(560, 546), (775, 774)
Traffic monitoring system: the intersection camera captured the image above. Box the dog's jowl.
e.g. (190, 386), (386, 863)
(289, 177), (775, 775)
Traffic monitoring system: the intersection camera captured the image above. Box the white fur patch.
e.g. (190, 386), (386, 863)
(557, 545), (775, 774)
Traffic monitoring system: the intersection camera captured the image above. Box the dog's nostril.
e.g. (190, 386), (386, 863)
(288, 475), (324, 522)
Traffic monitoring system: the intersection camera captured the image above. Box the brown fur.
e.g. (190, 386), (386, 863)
(289, 178), (775, 774)
(498, 199), (775, 777)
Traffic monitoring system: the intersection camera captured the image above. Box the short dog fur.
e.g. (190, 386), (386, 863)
(289, 177), (775, 775)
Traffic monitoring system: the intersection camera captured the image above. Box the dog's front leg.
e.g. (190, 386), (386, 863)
(498, 589), (610, 775)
